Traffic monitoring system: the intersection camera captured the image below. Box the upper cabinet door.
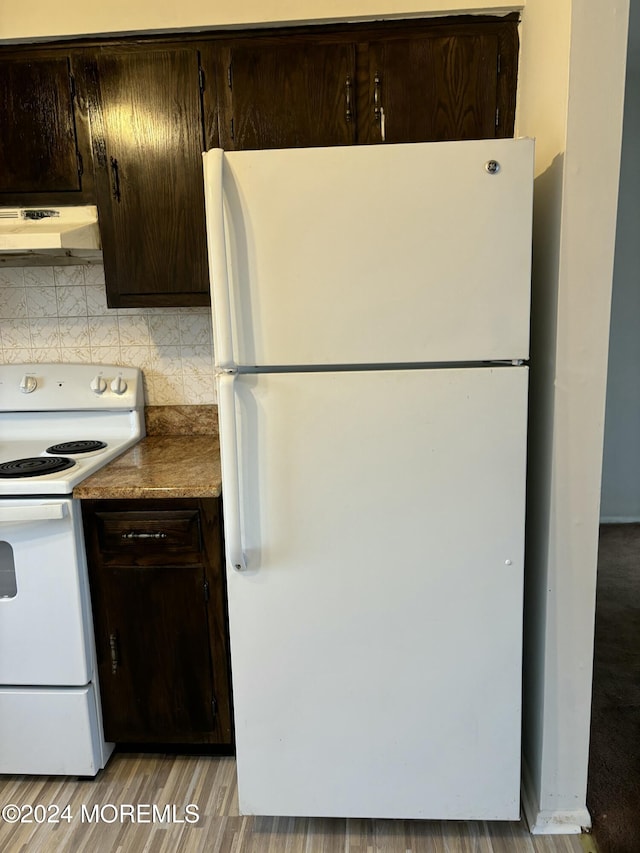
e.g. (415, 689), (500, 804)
(361, 21), (517, 144)
(0, 55), (93, 202)
(80, 47), (209, 308)
(205, 39), (357, 150)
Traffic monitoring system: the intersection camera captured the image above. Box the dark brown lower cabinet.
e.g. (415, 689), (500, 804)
(82, 497), (233, 746)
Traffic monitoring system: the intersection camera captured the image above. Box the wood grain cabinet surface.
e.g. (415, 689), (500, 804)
(82, 497), (233, 746)
(74, 46), (211, 308)
(205, 16), (518, 151)
(0, 15), (518, 307)
(361, 21), (516, 144)
(0, 53), (94, 204)
(204, 37), (358, 150)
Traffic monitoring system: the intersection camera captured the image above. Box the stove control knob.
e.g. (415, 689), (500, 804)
(90, 375), (107, 395)
(110, 375), (128, 395)
(20, 374), (37, 394)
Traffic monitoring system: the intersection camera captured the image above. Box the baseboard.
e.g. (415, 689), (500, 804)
(521, 758), (592, 834)
(600, 516), (640, 524)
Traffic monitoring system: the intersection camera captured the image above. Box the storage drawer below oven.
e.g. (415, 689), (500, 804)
(0, 684), (111, 775)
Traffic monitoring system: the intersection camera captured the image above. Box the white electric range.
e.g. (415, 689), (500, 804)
(0, 363), (144, 776)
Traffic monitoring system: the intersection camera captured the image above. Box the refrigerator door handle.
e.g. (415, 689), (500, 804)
(218, 371), (247, 571)
(203, 149), (234, 369)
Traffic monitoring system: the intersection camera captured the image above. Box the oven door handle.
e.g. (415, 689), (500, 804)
(0, 504), (68, 523)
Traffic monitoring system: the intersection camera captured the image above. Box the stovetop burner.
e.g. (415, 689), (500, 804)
(45, 440), (108, 455)
(0, 457), (76, 479)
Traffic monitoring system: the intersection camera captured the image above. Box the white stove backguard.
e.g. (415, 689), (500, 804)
(0, 363), (145, 413)
(0, 363), (145, 496)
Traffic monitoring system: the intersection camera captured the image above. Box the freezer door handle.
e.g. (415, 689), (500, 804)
(218, 372), (247, 571)
(203, 148), (234, 370)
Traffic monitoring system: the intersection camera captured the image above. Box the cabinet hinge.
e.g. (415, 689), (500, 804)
(227, 64), (233, 90)
(69, 71), (76, 100)
(230, 117), (235, 141)
(198, 66), (205, 94)
(497, 53), (502, 75)
(77, 151), (83, 180)
(204, 579), (210, 602)
(495, 107), (500, 128)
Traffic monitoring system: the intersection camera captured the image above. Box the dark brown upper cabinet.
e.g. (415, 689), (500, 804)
(0, 16), (518, 307)
(361, 24), (515, 144)
(0, 53), (94, 204)
(203, 37), (357, 150)
(76, 46), (210, 308)
(204, 17), (517, 153)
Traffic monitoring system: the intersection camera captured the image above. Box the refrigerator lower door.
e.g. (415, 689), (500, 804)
(222, 366), (528, 819)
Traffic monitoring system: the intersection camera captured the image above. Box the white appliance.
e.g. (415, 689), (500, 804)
(0, 363), (144, 775)
(203, 138), (534, 820)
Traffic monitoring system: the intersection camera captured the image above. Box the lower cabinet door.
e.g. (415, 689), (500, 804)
(83, 498), (233, 747)
(98, 563), (217, 743)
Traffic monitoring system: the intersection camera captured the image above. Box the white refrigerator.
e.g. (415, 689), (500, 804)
(202, 138), (534, 820)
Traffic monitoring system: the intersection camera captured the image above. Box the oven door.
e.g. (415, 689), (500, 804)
(0, 498), (93, 686)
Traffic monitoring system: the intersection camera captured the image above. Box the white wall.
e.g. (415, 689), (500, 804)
(600, 0), (640, 522)
(0, 1), (520, 41)
(0, 0), (631, 836)
(516, 0), (629, 833)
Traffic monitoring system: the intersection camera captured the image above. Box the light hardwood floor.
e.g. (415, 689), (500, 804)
(0, 754), (596, 853)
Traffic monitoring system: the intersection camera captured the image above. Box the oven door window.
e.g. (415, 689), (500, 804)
(0, 542), (17, 599)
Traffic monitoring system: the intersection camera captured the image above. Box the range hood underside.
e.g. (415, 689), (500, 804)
(0, 249), (104, 267)
(0, 206), (102, 262)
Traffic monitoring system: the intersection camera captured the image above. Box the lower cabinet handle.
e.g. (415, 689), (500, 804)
(109, 633), (119, 675)
(121, 531), (168, 539)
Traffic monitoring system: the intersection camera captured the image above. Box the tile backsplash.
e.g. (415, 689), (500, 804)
(0, 265), (215, 405)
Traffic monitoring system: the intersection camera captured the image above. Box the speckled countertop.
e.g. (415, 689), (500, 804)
(73, 405), (221, 500)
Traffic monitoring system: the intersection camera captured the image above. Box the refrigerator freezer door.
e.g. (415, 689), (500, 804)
(204, 139), (533, 368)
(221, 366), (528, 819)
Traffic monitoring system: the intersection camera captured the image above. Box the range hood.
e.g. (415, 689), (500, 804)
(0, 207), (101, 255)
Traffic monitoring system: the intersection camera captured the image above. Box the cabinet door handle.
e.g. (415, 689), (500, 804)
(373, 71), (386, 142)
(110, 156), (121, 202)
(373, 71), (387, 142)
(373, 71), (382, 119)
(121, 531), (168, 539)
(345, 75), (353, 123)
(109, 633), (119, 675)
